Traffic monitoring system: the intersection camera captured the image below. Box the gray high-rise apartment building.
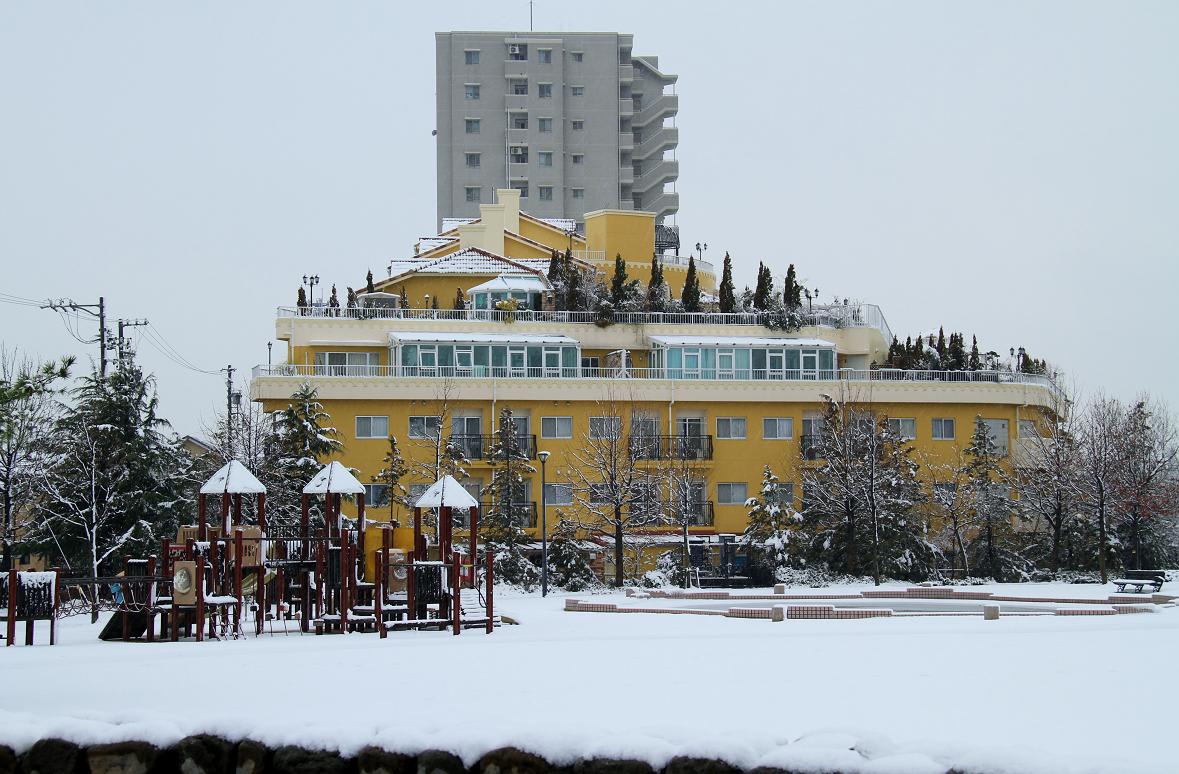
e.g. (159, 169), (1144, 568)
(436, 31), (678, 230)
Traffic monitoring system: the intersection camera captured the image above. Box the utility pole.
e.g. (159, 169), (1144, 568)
(41, 297), (110, 379)
(224, 365), (236, 458)
(116, 318), (149, 368)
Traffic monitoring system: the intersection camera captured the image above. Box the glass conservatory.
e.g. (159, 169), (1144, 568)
(649, 335), (837, 380)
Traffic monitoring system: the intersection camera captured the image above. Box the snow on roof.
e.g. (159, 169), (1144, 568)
(390, 332), (577, 345)
(200, 460), (266, 495)
(303, 461), (365, 495)
(441, 217), (477, 232)
(418, 236), (457, 252)
(389, 248), (544, 279)
(414, 475), (479, 510)
(649, 335), (837, 348)
(537, 217), (576, 232)
(467, 275), (550, 294)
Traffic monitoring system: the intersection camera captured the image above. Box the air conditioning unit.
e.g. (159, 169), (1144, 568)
(509, 44), (522, 55)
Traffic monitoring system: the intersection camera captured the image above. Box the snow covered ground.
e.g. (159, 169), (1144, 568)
(1, 581), (1176, 774)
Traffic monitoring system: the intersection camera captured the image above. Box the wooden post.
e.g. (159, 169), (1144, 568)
(8, 569), (18, 645)
(406, 549), (416, 625)
(375, 544), (386, 639)
(195, 556), (205, 643)
(50, 568), (60, 646)
(452, 550), (461, 636)
(234, 530), (244, 637)
(485, 551), (494, 634)
(221, 491), (230, 534)
(440, 505), (453, 570)
(469, 506), (479, 589)
(357, 492), (366, 581)
(197, 494), (207, 541)
(258, 492), (267, 533)
(315, 528), (325, 620)
(145, 556), (156, 643)
(121, 556), (131, 642)
(233, 494), (242, 533)
(412, 507), (422, 564)
(340, 533), (350, 633)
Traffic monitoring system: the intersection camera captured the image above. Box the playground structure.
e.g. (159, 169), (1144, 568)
(4, 462), (497, 645)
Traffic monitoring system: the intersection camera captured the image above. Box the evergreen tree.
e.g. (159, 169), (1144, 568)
(547, 250), (566, 309)
(753, 263), (772, 310)
(482, 408), (538, 587)
(784, 263), (803, 309)
(968, 335), (981, 371)
(273, 383), (343, 523)
(741, 465), (801, 574)
(610, 254), (629, 305)
(346, 287), (358, 311)
(399, 285), (409, 310)
(328, 285), (340, 316)
(565, 252), (581, 311)
(453, 287), (466, 310)
(646, 255), (667, 312)
(297, 287), (307, 309)
(962, 417), (1025, 580)
(718, 252), (736, 313)
(947, 332), (967, 371)
(431, 295), (439, 310)
(365, 270), (375, 294)
(375, 435), (410, 523)
(681, 254), (701, 312)
(936, 327), (947, 361)
(547, 519), (598, 591)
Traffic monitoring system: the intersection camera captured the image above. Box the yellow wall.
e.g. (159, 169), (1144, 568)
(585, 210), (655, 265)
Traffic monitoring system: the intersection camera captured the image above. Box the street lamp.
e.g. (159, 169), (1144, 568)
(538, 449), (551, 597)
(302, 274), (320, 305)
(267, 341), (273, 367)
(694, 242), (708, 262)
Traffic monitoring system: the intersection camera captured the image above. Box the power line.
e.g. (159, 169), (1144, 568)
(0, 292), (43, 308)
(140, 323), (220, 375)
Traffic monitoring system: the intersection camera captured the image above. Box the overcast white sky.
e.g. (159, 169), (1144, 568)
(2, 1), (1176, 436)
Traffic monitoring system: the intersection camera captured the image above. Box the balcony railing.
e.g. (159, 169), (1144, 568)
(449, 434), (537, 460)
(276, 303), (889, 340)
(477, 501), (537, 528)
(629, 435), (714, 461)
(252, 363), (1058, 392)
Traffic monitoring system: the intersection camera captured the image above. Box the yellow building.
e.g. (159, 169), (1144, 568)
(255, 191), (1056, 578)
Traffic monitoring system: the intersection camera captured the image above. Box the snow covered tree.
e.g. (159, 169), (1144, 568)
(741, 465), (801, 574)
(659, 435), (710, 587)
(399, 285), (409, 310)
(784, 263), (803, 310)
(646, 255), (667, 312)
(481, 408), (538, 587)
(346, 286), (358, 311)
(375, 434), (410, 523)
(718, 252), (736, 313)
(1112, 396), (1179, 570)
(328, 284), (340, 316)
(272, 383), (342, 525)
(968, 335), (981, 371)
(547, 518), (598, 591)
(961, 417), (1025, 580)
(1013, 390), (1083, 573)
(681, 254), (701, 312)
(752, 263), (773, 310)
(610, 254), (628, 305)
(947, 332), (967, 371)
(297, 286), (308, 310)
(1078, 394), (1125, 581)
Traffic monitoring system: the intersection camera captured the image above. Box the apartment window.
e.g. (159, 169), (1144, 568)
(572, 188), (584, 199)
(464, 152), (481, 168)
(580, 356), (599, 370)
(407, 484), (428, 504)
(465, 186), (481, 202)
(464, 84), (480, 100)
(632, 196), (642, 209)
(408, 415), (441, 440)
(538, 83), (553, 99)
(541, 416), (573, 439)
(355, 415), (388, 439)
(465, 118), (481, 134)
(314, 351), (379, 375)
(510, 180), (528, 198)
(982, 419), (1010, 455)
(538, 48), (552, 64)
(509, 145), (529, 164)
(508, 43), (528, 61)
(781, 482), (796, 509)
(571, 52), (584, 62)
(932, 418), (955, 440)
(538, 186), (553, 201)
(510, 113), (528, 130)
(571, 119), (585, 131)
(589, 416), (622, 440)
(933, 483), (958, 507)
(464, 50), (480, 65)
(571, 85), (585, 97)
(363, 484), (390, 508)
(717, 482), (748, 506)
(572, 153), (584, 165)
(763, 417), (794, 440)
(1019, 419), (1038, 438)
(510, 79), (528, 96)
(887, 418), (917, 440)
(544, 483), (574, 506)
(538, 151), (553, 167)
(589, 483), (611, 504)
(716, 417), (746, 440)
(538, 117), (553, 132)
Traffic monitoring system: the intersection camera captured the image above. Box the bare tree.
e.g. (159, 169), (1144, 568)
(918, 448), (973, 579)
(1078, 394), (1125, 582)
(407, 377), (469, 541)
(659, 436), (710, 587)
(1113, 395), (1179, 569)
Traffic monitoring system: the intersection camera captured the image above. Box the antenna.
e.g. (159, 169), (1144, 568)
(529, 0), (534, 31)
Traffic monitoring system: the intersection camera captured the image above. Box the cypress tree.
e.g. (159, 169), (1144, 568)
(681, 254), (701, 312)
(610, 254), (629, 305)
(346, 287), (358, 311)
(718, 252), (736, 313)
(646, 254), (666, 311)
(784, 263), (802, 309)
(947, 332), (966, 370)
(753, 262), (770, 310)
(399, 285), (408, 309)
(365, 270), (375, 294)
(936, 327), (947, 359)
(968, 335), (981, 371)
(566, 253), (581, 311)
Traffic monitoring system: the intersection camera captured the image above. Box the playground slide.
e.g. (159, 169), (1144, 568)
(98, 610), (149, 641)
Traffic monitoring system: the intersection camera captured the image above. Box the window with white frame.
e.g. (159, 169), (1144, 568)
(1019, 419), (1038, 438)
(571, 85), (585, 96)
(716, 417), (746, 439)
(541, 416), (572, 439)
(762, 417), (793, 439)
(464, 152), (480, 168)
(408, 415), (441, 440)
(538, 117), (553, 132)
(589, 416), (622, 440)
(572, 188), (584, 199)
(355, 415), (388, 439)
(932, 417), (955, 440)
(363, 483), (390, 507)
(314, 351), (379, 375)
(538, 151), (553, 167)
(982, 419), (1009, 455)
(538, 83), (552, 98)
(887, 417), (917, 440)
(571, 119), (584, 131)
(589, 483), (611, 503)
(717, 482), (748, 505)
(538, 48), (552, 64)
(538, 186), (553, 201)
(464, 118), (480, 134)
(464, 50), (480, 65)
(464, 84), (480, 100)
(465, 186), (481, 202)
(543, 483), (573, 506)
(510, 79), (528, 96)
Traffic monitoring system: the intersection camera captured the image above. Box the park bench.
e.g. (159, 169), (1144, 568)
(1112, 570), (1166, 594)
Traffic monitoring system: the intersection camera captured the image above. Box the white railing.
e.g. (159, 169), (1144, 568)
(571, 250), (606, 263)
(252, 364), (1058, 391)
(274, 303), (890, 340)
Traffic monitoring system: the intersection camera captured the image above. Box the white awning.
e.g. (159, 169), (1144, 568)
(467, 275), (549, 294)
(200, 460), (266, 495)
(390, 332), (577, 345)
(649, 335), (837, 348)
(303, 461), (366, 495)
(414, 475), (479, 510)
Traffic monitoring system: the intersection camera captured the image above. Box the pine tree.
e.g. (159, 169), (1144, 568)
(547, 250), (567, 309)
(399, 285), (409, 310)
(273, 383), (343, 521)
(482, 408), (538, 587)
(753, 263), (771, 310)
(297, 287), (308, 309)
(741, 465), (801, 574)
(610, 254), (629, 305)
(365, 270), (375, 294)
(681, 254), (701, 312)
(565, 252), (581, 312)
(936, 327), (947, 360)
(784, 263), (802, 309)
(547, 519), (598, 590)
(453, 287), (465, 310)
(947, 332), (967, 371)
(962, 417), (1024, 580)
(375, 435), (409, 523)
(328, 285), (340, 316)
(968, 335), (981, 371)
(718, 252), (736, 313)
(646, 255), (667, 312)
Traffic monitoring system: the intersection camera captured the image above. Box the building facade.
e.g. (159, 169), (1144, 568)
(435, 31), (679, 230)
(252, 191), (1057, 578)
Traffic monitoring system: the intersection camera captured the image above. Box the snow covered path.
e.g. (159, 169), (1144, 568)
(1, 582), (1175, 774)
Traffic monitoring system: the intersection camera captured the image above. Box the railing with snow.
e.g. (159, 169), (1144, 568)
(276, 303), (893, 343)
(251, 364), (1058, 391)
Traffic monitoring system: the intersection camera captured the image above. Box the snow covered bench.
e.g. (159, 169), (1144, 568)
(1112, 571), (1165, 594)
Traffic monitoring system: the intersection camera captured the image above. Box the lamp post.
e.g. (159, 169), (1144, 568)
(267, 341), (273, 367)
(302, 274), (320, 306)
(538, 450), (550, 596)
(694, 242), (707, 263)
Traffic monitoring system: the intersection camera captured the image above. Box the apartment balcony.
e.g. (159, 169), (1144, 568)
(801, 434), (822, 461)
(632, 159), (679, 195)
(629, 435), (714, 461)
(620, 165), (635, 186)
(619, 501), (715, 527)
(618, 132), (634, 151)
(449, 433), (538, 461)
(504, 60), (529, 77)
(505, 94), (528, 111)
(476, 501), (537, 528)
(632, 93), (678, 128)
(618, 98), (634, 117)
(638, 190), (679, 219)
(618, 64), (634, 82)
(635, 126), (678, 160)
(506, 127), (529, 144)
